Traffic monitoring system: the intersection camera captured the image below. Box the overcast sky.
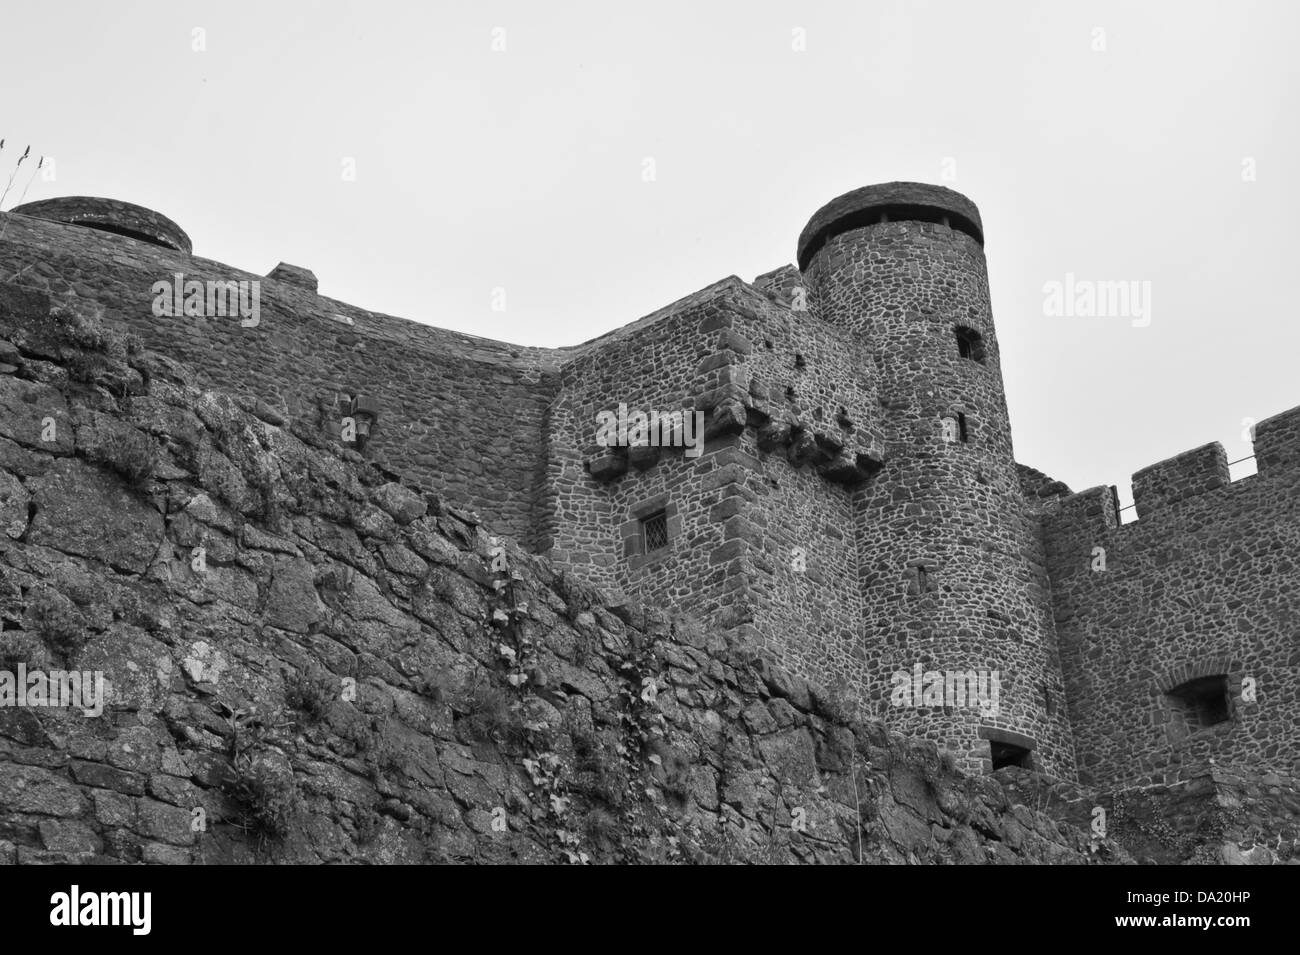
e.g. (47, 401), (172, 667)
(3, 0), (1297, 510)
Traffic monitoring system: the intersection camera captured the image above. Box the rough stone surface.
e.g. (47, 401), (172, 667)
(0, 289), (1134, 864)
(26, 459), (163, 574)
(1, 179), (1296, 836)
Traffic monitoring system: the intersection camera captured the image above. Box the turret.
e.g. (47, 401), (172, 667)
(799, 183), (1075, 777)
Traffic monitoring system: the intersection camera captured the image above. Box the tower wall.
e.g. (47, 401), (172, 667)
(799, 184), (1076, 777)
(541, 279), (880, 678)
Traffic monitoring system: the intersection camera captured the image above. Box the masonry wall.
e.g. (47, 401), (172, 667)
(998, 766), (1300, 865)
(725, 431), (865, 693)
(725, 275), (883, 700)
(0, 212), (558, 547)
(543, 272), (895, 711)
(1, 209), (972, 768)
(1042, 409), (1300, 788)
(541, 284), (733, 619)
(0, 285), (1124, 865)
(9, 191), (1296, 798)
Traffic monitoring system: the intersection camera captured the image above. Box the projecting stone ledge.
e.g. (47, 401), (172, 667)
(587, 451), (628, 483)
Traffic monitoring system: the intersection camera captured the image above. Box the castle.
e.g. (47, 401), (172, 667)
(2, 184), (1296, 790)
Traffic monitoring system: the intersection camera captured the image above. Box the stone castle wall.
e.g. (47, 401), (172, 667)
(3, 183), (1296, 795)
(0, 284), (1124, 865)
(542, 284), (731, 592)
(0, 211), (559, 547)
(544, 274), (888, 711)
(1042, 408), (1300, 787)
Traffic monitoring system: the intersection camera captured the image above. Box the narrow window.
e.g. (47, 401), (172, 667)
(955, 326), (986, 364)
(1168, 675), (1231, 729)
(941, 415), (968, 444)
(641, 510), (669, 554)
(990, 741), (1033, 771)
(915, 565), (928, 591)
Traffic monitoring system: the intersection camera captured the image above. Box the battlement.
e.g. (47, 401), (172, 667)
(1132, 441), (1231, 518)
(1119, 404), (1300, 520)
(11, 196), (192, 254)
(1041, 403), (1300, 538)
(1043, 405), (1300, 787)
(796, 181), (984, 270)
(1041, 484), (1121, 553)
(1254, 404), (1300, 470)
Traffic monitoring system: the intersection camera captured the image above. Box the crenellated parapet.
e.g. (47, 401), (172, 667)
(1132, 442), (1230, 518)
(1043, 403), (1300, 787)
(1044, 402), (1300, 545)
(1042, 485), (1120, 552)
(1254, 404), (1300, 471)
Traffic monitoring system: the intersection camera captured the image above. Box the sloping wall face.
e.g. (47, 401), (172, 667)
(0, 213), (557, 546)
(0, 286), (1124, 865)
(1042, 418), (1300, 788)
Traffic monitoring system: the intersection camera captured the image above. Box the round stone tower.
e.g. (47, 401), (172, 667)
(798, 182), (1074, 778)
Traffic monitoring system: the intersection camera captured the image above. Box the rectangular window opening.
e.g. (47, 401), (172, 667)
(1168, 675), (1231, 729)
(641, 510), (669, 554)
(955, 326), (986, 363)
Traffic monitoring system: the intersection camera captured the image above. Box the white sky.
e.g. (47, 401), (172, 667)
(3, 0), (1297, 508)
